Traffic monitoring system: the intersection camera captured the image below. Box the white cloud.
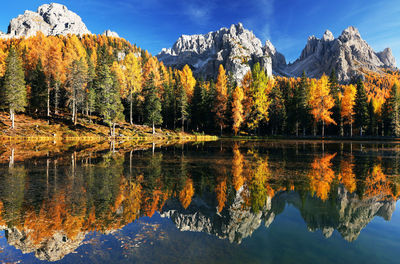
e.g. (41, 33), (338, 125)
(183, 0), (216, 25)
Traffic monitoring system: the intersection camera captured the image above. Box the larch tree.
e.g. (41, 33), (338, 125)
(232, 85), (244, 135)
(213, 65), (228, 135)
(43, 36), (65, 115)
(123, 52), (143, 125)
(247, 63), (273, 133)
(2, 46), (27, 129)
(308, 74), (336, 137)
(340, 84), (357, 137)
(179, 65), (196, 100)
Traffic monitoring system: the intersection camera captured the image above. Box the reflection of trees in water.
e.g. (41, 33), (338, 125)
(0, 142), (398, 260)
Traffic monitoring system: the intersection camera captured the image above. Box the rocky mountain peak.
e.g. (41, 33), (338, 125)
(157, 22), (272, 82)
(322, 30), (334, 41)
(5, 2), (91, 38)
(377, 47), (396, 68)
(339, 26), (361, 41)
(284, 25), (397, 82)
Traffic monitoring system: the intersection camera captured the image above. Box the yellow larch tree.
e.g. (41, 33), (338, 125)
(213, 64), (228, 135)
(309, 75), (336, 136)
(232, 85), (244, 135)
(123, 52), (143, 125)
(340, 84), (357, 136)
(179, 64), (196, 101)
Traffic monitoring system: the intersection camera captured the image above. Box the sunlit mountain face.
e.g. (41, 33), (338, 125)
(0, 140), (399, 263)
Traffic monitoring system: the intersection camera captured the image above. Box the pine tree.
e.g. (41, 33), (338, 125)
(143, 73), (162, 134)
(269, 83), (286, 135)
(191, 80), (203, 131)
(387, 83), (400, 137)
(95, 64), (124, 136)
(66, 58), (88, 125)
(354, 79), (369, 136)
(298, 71), (311, 136)
(177, 81), (188, 132)
(2, 46), (27, 129)
(29, 59), (47, 114)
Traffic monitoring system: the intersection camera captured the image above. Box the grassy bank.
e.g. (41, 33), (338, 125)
(0, 112), (218, 142)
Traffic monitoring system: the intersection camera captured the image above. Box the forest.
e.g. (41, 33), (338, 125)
(0, 32), (399, 137)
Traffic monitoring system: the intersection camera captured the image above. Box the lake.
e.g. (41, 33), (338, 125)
(0, 140), (399, 263)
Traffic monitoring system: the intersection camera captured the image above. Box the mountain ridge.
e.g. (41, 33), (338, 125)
(0, 3), (396, 83)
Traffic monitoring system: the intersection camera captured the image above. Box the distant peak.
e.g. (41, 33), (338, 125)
(103, 29), (119, 38)
(322, 30), (334, 41)
(340, 26), (361, 39)
(229, 22), (245, 35)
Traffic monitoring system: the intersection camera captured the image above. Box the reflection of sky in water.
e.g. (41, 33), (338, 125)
(0, 141), (399, 263)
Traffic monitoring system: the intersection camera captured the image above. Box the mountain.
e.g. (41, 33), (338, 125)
(283, 26), (397, 82)
(2, 3), (91, 38)
(157, 23), (273, 82)
(159, 24), (396, 83)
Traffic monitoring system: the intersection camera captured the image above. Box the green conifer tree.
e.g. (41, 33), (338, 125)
(354, 79), (369, 136)
(95, 64), (124, 136)
(387, 83), (400, 137)
(2, 46), (27, 129)
(29, 59), (47, 114)
(143, 73), (162, 134)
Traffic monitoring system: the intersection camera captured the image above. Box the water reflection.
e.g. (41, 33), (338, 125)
(0, 141), (399, 261)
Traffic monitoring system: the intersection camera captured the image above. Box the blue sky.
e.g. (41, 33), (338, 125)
(1, 0), (399, 64)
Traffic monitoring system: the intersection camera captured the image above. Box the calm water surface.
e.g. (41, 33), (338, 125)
(0, 140), (399, 263)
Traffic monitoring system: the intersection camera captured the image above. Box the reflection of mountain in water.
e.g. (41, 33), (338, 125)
(161, 186), (396, 243)
(0, 141), (399, 261)
(4, 228), (86, 261)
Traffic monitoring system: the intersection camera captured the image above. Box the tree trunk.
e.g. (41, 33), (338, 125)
(340, 116), (344, 137)
(220, 125), (223, 137)
(303, 126), (306, 137)
(313, 123), (316, 136)
(322, 120), (325, 137)
(296, 121), (299, 137)
(72, 100), (77, 125)
(54, 83), (59, 115)
(130, 92), (133, 125)
(181, 117), (184, 133)
(47, 81), (50, 117)
(113, 123), (116, 137)
(350, 122), (353, 137)
(382, 119), (384, 137)
(10, 109), (14, 129)
(9, 148), (14, 168)
(153, 122), (155, 135)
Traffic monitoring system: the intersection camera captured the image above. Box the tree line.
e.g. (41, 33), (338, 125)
(0, 32), (399, 137)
